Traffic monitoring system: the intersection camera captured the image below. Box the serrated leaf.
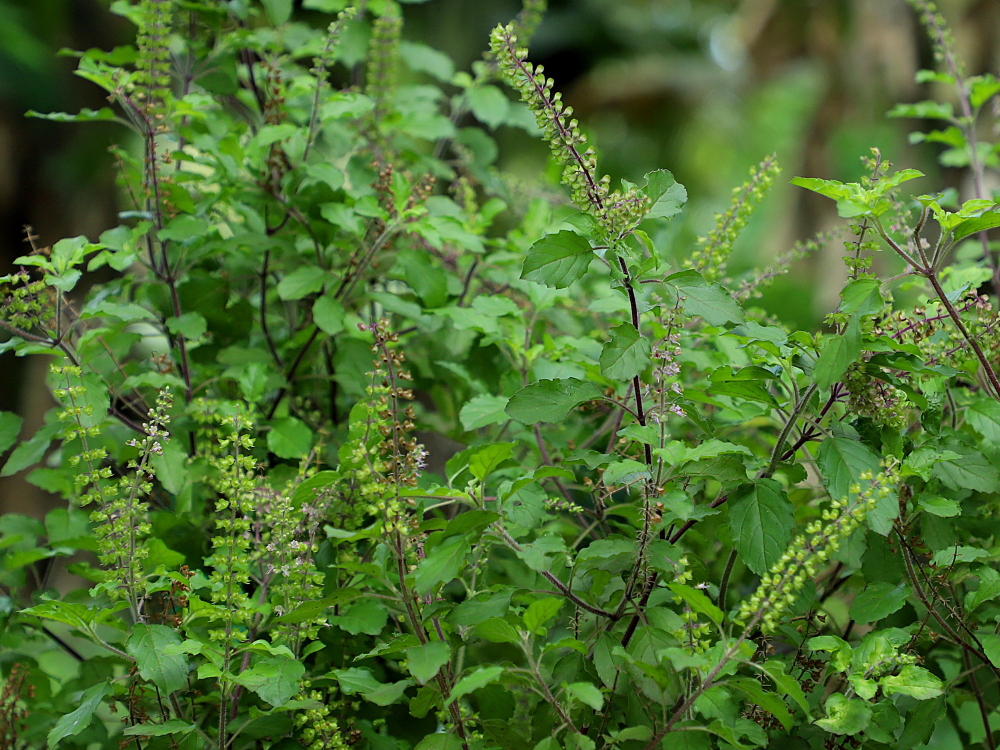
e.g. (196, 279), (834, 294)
(520, 232), (594, 288)
(467, 85), (510, 129)
(505, 379), (602, 424)
(728, 480), (795, 576)
(267, 417), (313, 459)
(122, 719), (197, 737)
(447, 666), (504, 704)
(932, 449), (1000, 493)
(566, 682), (603, 710)
(815, 693), (871, 736)
(849, 582), (908, 623)
(817, 437), (881, 504)
(472, 617), (521, 643)
(523, 597), (563, 633)
(331, 599), (388, 636)
(415, 535), (469, 595)
(667, 270), (745, 326)
(459, 395), (509, 430)
(0, 412), (23, 455)
(951, 211), (1000, 243)
(47, 682), (108, 748)
(406, 642), (451, 684)
(600, 323), (652, 381)
(127, 624), (189, 694)
(414, 733), (465, 750)
(815, 314), (861, 389)
(313, 295), (345, 335)
(880, 666), (943, 699)
(234, 655), (305, 706)
(277, 265), (325, 300)
(468, 442), (515, 481)
(668, 583), (722, 625)
(643, 169), (687, 220)
(967, 399), (1000, 443)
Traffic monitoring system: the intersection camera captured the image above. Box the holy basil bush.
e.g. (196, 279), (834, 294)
(2, 1), (1000, 749)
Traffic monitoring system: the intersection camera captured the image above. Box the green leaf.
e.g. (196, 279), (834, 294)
(469, 442), (515, 481)
(887, 100), (954, 120)
(930, 545), (988, 565)
(523, 597), (563, 633)
(566, 682), (603, 711)
(235, 655), (305, 706)
(414, 733), (465, 750)
(127, 624), (189, 695)
(27, 107), (120, 123)
(967, 567), (1000, 612)
(728, 480), (795, 576)
(363, 679), (413, 706)
(406, 641), (451, 684)
(951, 211), (1000, 243)
(277, 265), (325, 300)
(967, 399), (1000, 443)
(602, 458), (650, 487)
(668, 583), (722, 626)
(880, 666), (943, 699)
(313, 295), (345, 336)
(600, 323), (652, 381)
(122, 719), (198, 737)
(333, 668), (381, 695)
(814, 693), (871, 736)
(22, 599), (101, 630)
(667, 270), (745, 326)
(505, 379), (602, 424)
(933, 449), (1000, 493)
(643, 169), (687, 220)
(467, 85), (510, 129)
(399, 41), (454, 81)
(0, 412), (22, 455)
(267, 417), (313, 459)
(817, 437), (881, 504)
(47, 682), (108, 748)
(472, 617), (521, 644)
(918, 495), (961, 517)
(166, 312), (207, 340)
(809, 635), (852, 672)
(839, 279), (883, 316)
(849, 582), (908, 623)
(331, 599), (388, 636)
(262, 0), (292, 23)
(459, 395), (509, 430)
(814, 314), (861, 389)
(981, 634), (1000, 668)
(520, 232), (594, 288)
(274, 589), (360, 624)
(415, 536), (469, 595)
(447, 666), (505, 704)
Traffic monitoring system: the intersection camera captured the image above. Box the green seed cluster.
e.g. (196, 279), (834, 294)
(686, 153), (780, 282)
(489, 24), (650, 240)
(133, 0), (173, 119)
(205, 412), (258, 643)
(907, 0), (964, 77)
(367, 12), (403, 124)
(0, 272), (52, 333)
(844, 363), (910, 431)
(737, 461), (899, 633)
(53, 365), (173, 613)
(294, 689), (350, 750)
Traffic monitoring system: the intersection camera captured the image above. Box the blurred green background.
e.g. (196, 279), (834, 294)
(1, 0), (997, 516)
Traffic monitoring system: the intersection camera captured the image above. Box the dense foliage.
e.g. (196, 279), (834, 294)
(3, 1), (1000, 749)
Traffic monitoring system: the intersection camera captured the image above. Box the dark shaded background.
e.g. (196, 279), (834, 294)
(1, 0), (998, 516)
